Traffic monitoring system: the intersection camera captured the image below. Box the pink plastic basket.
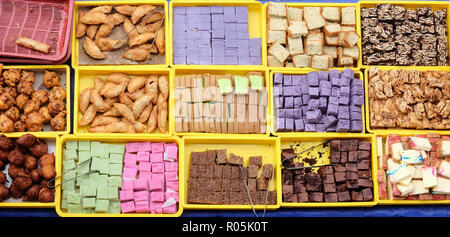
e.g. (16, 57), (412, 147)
(0, 0), (73, 62)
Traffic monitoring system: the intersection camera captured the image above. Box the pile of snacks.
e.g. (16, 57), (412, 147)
(188, 149), (276, 205)
(174, 72), (267, 134)
(120, 142), (179, 214)
(361, 3), (448, 66)
(274, 69), (364, 133)
(78, 72), (169, 133)
(76, 5), (165, 62)
(0, 66), (67, 132)
(172, 6), (262, 65)
(0, 134), (55, 203)
(368, 68), (450, 130)
(61, 140), (124, 213)
(282, 139), (373, 203)
(267, 2), (359, 69)
(378, 134), (450, 200)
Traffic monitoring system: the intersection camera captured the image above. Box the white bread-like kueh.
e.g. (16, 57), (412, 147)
(341, 6), (356, 25)
(287, 36), (304, 55)
(321, 7), (340, 22)
(268, 42), (290, 63)
(292, 54), (312, 68)
(267, 30), (287, 44)
(287, 7), (303, 21)
(268, 2), (287, 18)
(267, 55), (284, 67)
(311, 55), (330, 70)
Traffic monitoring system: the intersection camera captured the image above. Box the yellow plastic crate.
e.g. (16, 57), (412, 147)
(55, 134), (184, 217)
(72, 0), (170, 69)
(269, 69), (365, 136)
(169, 0), (266, 68)
(375, 131), (450, 205)
(279, 133), (378, 208)
(182, 135), (281, 210)
(170, 67), (271, 136)
(74, 66), (173, 136)
(0, 65), (71, 137)
(0, 134), (60, 208)
(358, 1), (450, 69)
(264, 2), (362, 71)
(364, 66), (450, 135)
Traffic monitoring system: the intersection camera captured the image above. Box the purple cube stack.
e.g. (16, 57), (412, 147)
(172, 6), (262, 65)
(274, 69), (364, 133)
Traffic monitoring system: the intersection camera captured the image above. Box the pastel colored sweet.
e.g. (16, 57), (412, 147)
(135, 202), (150, 213)
(150, 192), (165, 203)
(213, 57), (226, 65)
(324, 115), (338, 128)
(316, 123), (326, 132)
(350, 120), (363, 132)
(134, 190), (149, 202)
(341, 69), (354, 78)
(109, 153), (124, 164)
(305, 123), (316, 132)
(109, 164), (123, 176)
(306, 109), (322, 123)
(121, 179), (134, 190)
(165, 171), (178, 182)
(126, 142), (140, 153)
(284, 87), (293, 96)
(133, 179), (148, 190)
(339, 77), (350, 87)
(307, 99), (319, 111)
(302, 95), (310, 105)
(151, 143), (165, 153)
(138, 161), (151, 172)
(152, 162), (165, 173)
(284, 96), (294, 108)
(211, 6), (224, 13)
(150, 152), (163, 163)
(164, 162), (178, 172)
(149, 174), (165, 191)
(151, 202), (162, 214)
(294, 119), (305, 131)
(285, 118), (294, 131)
(166, 181), (179, 192)
(121, 201), (135, 213)
(238, 31), (249, 40)
(309, 87), (319, 98)
(162, 204), (178, 214)
(165, 192), (179, 203)
(65, 140), (78, 150)
(337, 119), (350, 132)
(139, 171), (152, 180)
(338, 96), (349, 105)
(319, 97), (328, 108)
(122, 167), (138, 179)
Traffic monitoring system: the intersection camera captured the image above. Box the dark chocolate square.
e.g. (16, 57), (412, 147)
(358, 171), (371, 179)
(357, 150), (370, 160)
(305, 172), (322, 183)
(337, 191), (351, 202)
(283, 194), (297, 203)
(348, 151), (358, 162)
(309, 192), (324, 202)
(282, 170), (293, 185)
(358, 178), (374, 188)
(216, 149), (228, 164)
(318, 166), (334, 175)
(282, 184), (294, 196)
(340, 140), (350, 151)
(293, 174), (306, 183)
(297, 192), (309, 202)
(351, 191), (364, 201)
(248, 179), (257, 192)
(346, 163), (358, 172)
(249, 156), (263, 167)
(228, 153), (244, 166)
(346, 180), (359, 189)
(205, 150), (217, 164)
(248, 165), (259, 179)
(293, 182), (307, 194)
(238, 167), (248, 180)
(324, 193), (339, 202)
(322, 173), (335, 184)
(190, 152), (205, 165)
(323, 183), (337, 193)
(213, 165), (223, 179)
(358, 141), (371, 151)
(357, 160), (370, 170)
(333, 164), (347, 172)
(340, 151), (348, 163)
(262, 164), (273, 179)
(330, 151), (341, 164)
(335, 172), (347, 183)
(349, 139), (359, 151)
(362, 188), (373, 201)
(306, 182), (323, 192)
(336, 183), (348, 192)
(189, 178), (200, 190)
(331, 140), (340, 151)
(346, 171), (358, 181)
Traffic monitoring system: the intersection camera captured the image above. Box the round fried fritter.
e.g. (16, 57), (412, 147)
(42, 70), (61, 89)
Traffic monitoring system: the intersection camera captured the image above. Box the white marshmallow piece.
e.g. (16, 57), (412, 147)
(411, 180), (429, 195)
(401, 149), (423, 165)
(387, 163), (412, 184)
(377, 136), (383, 158)
(431, 177), (450, 194)
(437, 160), (450, 179)
(391, 142), (404, 161)
(409, 137), (432, 151)
(422, 166), (438, 188)
(396, 183), (415, 196)
(442, 140), (450, 157)
(412, 165), (423, 179)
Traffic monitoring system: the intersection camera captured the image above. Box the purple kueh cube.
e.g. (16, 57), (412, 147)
(319, 97), (328, 108)
(350, 105), (361, 113)
(338, 106), (350, 120)
(294, 108), (303, 119)
(199, 56), (211, 65)
(225, 39), (238, 48)
(286, 109), (294, 119)
(277, 118), (285, 132)
(307, 72), (319, 86)
(173, 7), (186, 15)
(224, 22), (236, 31)
(187, 30), (199, 40)
(274, 96), (282, 108)
(212, 47), (225, 57)
(274, 73), (283, 85)
(225, 56), (238, 65)
(340, 86), (350, 97)
(337, 119), (350, 132)
(174, 14), (187, 23)
(249, 38), (261, 48)
(318, 71), (329, 81)
(327, 124), (337, 132)
(283, 75), (292, 86)
(292, 86), (302, 95)
(187, 39), (197, 48)
(225, 30), (237, 40)
(341, 69), (354, 78)
(187, 7), (200, 15)
(328, 96), (338, 105)
(199, 31), (211, 39)
(295, 119), (305, 131)
(350, 111), (362, 121)
(330, 77), (340, 87)
(238, 31), (249, 39)
(350, 120), (363, 132)
(351, 78), (363, 87)
(277, 109), (286, 118)
(301, 83), (309, 94)
(329, 69), (340, 79)
(212, 21), (225, 30)
(237, 23), (249, 32)
(212, 14), (224, 22)
(235, 6), (248, 17)
(292, 75), (302, 85)
(187, 55), (199, 64)
(302, 95), (310, 105)
(309, 87), (319, 98)
(174, 56), (186, 65)
(173, 30), (187, 40)
(225, 48), (237, 57)
(211, 6), (224, 14)
(250, 56), (261, 65)
(294, 97), (303, 108)
(331, 87), (340, 97)
(339, 77), (350, 87)
(323, 115), (337, 128)
(238, 56), (250, 65)
(305, 123), (316, 132)
(316, 124), (326, 132)
(212, 40), (225, 48)
(173, 47), (186, 56)
(327, 103), (338, 116)
(284, 87), (293, 96)
(285, 119), (294, 131)
(351, 95), (364, 106)
(199, 22), (211, 31)
(237, 39), (250, 48)
(224, 9), (236, 22)
(249, 46), (261, 57)
(212, 30), (225, 39)
(302, 106), (308, 116)
(306, 110), (322, 123)
(284, 96), (294, 108)
(198, 6), (211, 15)
(338, 96), (349, 105)
(351, 85), (364, 96)
(238, 48), (250, 57)
(198, 39), (211, 48)
(199, 48), (211, 56)
(308, 99), (320, 111)
(212, 57), (226, 65)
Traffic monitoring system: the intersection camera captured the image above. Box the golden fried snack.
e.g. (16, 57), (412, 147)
(104, 97), (119, 107)
(106, 72), (130, 84)
(158, 75), (169, 100)
(30, 90), (48, 105)
(113, 103), (135, 122)
(38, 107), (52, 124)
(76, 11), (87, 38)
(79, 88), (92, 114)
(103, 106), (121, 117)
(133, 121), (146, 133)
(88, 5), (112, 14)
(158, 105), (168, 133)
(127, 76), (147, 93)
(146, 75), (158, 104)
(16, 36), (50, 54)
(100, 81), (127, 98)
(114, 5), (136, 16)
(3, 68), (20, 87)
(13, 120), (26, 132)
(86, 24), (99, 39)
(91, 116), (119, 127)
(94, 37), (124, 51)
(90, 89), (111, 112)
(93, 77), (105, 91)
(25, 112), (45, 132)
(17, 81), (34, 96)
(88, 126), (105, 133)
(122, 48), (149, 62)
(131, 5), (157, 24)
(138, 103), (152, 123)
(0, 94), (14, 110)
(119, 92), (134, 107)
(0, 114), (14, 133)
(123, 18), (139, 39)
(96, 15), (115, 39)
(79, 104), (96, 126)
(136, 21), (160, 34)
(141, 11), (163, 25)
(47, 100), (65, 117)
(43, 70), (61, 89)
(83, 37), (106, 59)
(136, 43), (158, 53)
(147, 105), (158, 133)
(5, 107), (20, 121)
(104, 121), (133, 133)
(128, 32), (155, 48)
(111, 13), (126, 25)
(48, 86), (66, 101)
(23, 98), (40, 114)
(4, 86), (17, 99)
(50, 111), (66, 131)
(132, 94), (152, 119)
(155, 26), (165, 55)
(128, 88), (145, 101)
(20, 70), (35, 83)
(80, 11), (109, 25)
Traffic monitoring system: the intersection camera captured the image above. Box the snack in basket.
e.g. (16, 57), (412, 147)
(266, 3), (360, 69)
(15, 36), (51, 54)
(78, 73), (169, 134)
(0, 66), (67, 132)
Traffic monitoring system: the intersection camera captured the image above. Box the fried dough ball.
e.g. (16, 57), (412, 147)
(38, 107), (51, 124)
(38, 187), (54, 202)
(0, 172), (6, 184)
(24, 155), (37, 171)
(13, 120), (26, 132)
(42, 70), (61, 89)
(0, 94), (14, 110)
(4, 86), (17, 99)
(10, 183), (24, 199)
(20, 70), (35, 83)
(14, 171), (32, 191)
(39, 153), (55, 167)
(5, 106), (20, 121)
(0, 160), (5, 171)
(28, 139), (47, 158)
(25, 112), (45, 132)
(3, 68), (21, 87)
(0, 150), (8, 163)
(41, 165), (56, 180)
(31, 90), (48, 105)
(48, 86), (66, 101)
(0, 114), (14, 133)
(15, 93), (30, 111)
(8, 164), (24, 179)
(30, 169), (42, 184)
(50, 111), (66, 131)
(47, 100), (65, 117)
(24, 184), (40, 201)
(0, 77), (4, 87)
(0, 184), (10, 201)
(8, 148), (25, 166)
(17, 81), (34, 96)
(23, 98), (40, 115)
(0, 134), (13, 150)
(16, 134), (36, 147)
(40, 179), (54, 189)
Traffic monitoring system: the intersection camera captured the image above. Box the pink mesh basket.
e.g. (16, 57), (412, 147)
(0, 0), (73, 62)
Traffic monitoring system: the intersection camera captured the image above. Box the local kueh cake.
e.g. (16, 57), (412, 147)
(187, 149), (276, 205)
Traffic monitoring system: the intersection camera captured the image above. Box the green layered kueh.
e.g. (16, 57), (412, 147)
(234, 75), (249, 95)
(217, 78), (232, 94)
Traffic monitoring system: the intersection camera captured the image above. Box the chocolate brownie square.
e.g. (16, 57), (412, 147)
(336, 183), (348, 192)
(340, 151), (348, 163)
(296, 192), (309, 202)
(250, 191), (262, 204)
(323, 183), (336, 193)
(318, 166), (334, 175)
(357, 150), (370, 160)
(190, 152), (205, 164)
(333, 164), (347, 172)
(357, 159), (370, 170)
(358, 141), (371, 151)
(334, 172), (347, 183)
(331, 140), (340, 151)
(324, 193), (339, 202)
(337, 191), (351, 202)
(222, 179), (231, 191)
(205, 150), (217, 164)
(283, 194), (297, 203)
(231, 166), (240, 179)
(293, 163), (305, 175)
(229, 191), (240, 204)
(229, 153), (244, 165)
(249, 156), (263, 167)
(309, 192), (324, 202)
(305, 172), (322, 183)
(268, 191), (277, 205)
(205, 179), (216, 191)
(351, 191), (364, 201)
(189, 178), (200, 190)
(330, 151), (341, 164)
(293, 174), (306, 183)
(257, 177), (268, 191)
(348, 151), (358, 162)
(346, 163), (358, 172)
(189, 164), (199, 179)
(340, 140), (350, 151)
(248, 165), (259, 179)
(222, 166), (232, 179)
(293, 182), (306, 193)
(231, 179), (244, 192)
(346, 171), (358, 181)
(358, 178), (374, 188)
(346, 180), (359, 189)
(213, 165), (223, 179)
(212, 179), (222, 191)
(197, 165), (206, 178)
(282, 170), (293, 185)
(349, 139), (359, 151)
(216, 149), (228, 164)
(358, 171), (371, 179)
(262, 164), (273, 179)
(187, 188), (200, 203)
(248, 179), (257, 192)
(282, 184), (294, 196)
(238, 167), (248, 180)
(306, 182), (323, 192)
(322, 173), (335, 184)
(205, 165), (214, 178)
(362, 188), (373, 201)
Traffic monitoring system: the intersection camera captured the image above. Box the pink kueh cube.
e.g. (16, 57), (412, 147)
(124, 153), (137, 167)
(139, 171), (151, 180)
(126, 142), (140, 153)
(149, 174), (165, 191)
(139, 142), (152, 152)
(121, 201), (136, 213)
(165, 145), (178, 160)
(150, 202), (162, 214)
(120, 190), (134, 201)
(150, 191), (164, 202)
(162, 204), (178, 214)
(166, 181), (179, 192)
(122, 167), (138, 179)
(134, 190), (149, 202)
(137, 151), (150, 162)
(151, 142), (165, 153)
(135, 200), (150, 213)
(152, 162), (164, 173)
(164, 161), (178, 172)
(165, 192), (179, 202)
(150, 152), (163, 163)
(133, 178), (148, 190)
(138, 161), (151, 172)
(121, 179), (134, 190)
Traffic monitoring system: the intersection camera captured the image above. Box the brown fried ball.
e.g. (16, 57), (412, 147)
(14, 171), (32, 191)
(30, 169), (42, 184)
(39, 153), (55, 167)
(38, 187), (54, 202)
(9, 183), (24, 199)
(0, 114), (14, 133)
(8, 148), (25, 166)
(48, 86), (66, 101)
(24, 155), (37, 171)
(0, 184), (10, 201)
(17, 81), (34, 96)
(28, 139), (48, 158)
(42, 70), (61, 89)
(41, 165), (56, 180)
(5, 106), (20, 121)
(38, 107), (52, 124)
(0, 77), (4, 87)
(0, 150), (8, 163)
(40, 179), (54, 189)
(20, 70), (35, 84)
(47, 100), (65, 117)
(0, 94), (13, 110)
(16, 134), (36, 147)
(0, 135), (13, 150)
(3, 69), (20, 87)
(13, 120), (26, 132)
(24, 184), (40, 201)
(0, 172), (6, 184)
(23, 98), (41, 115)
(8, 165), (24, 179)
(0, 160), (5, 171)
(4, 86), (17, 99)
(25, 112), (45, 132)
(15, 93), (30, 111)
(50, 111), (66, 131)
(31, 90), (49, 105)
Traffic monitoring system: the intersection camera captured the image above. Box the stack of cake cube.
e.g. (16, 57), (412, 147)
(62, 141), (124, 214)
(172, 5), (262, 65)
(120, 142), (179, 214)
(273, 69), (364, 133)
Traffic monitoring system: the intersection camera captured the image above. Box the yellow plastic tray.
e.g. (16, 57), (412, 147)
(169, 0), (266, 68)
(182, 135), (281, 210)
(375, 131), (450, 205)
(0, 134), (60, 208)
(0, 65), (71, 137)
(55, 134), (184, 217)
(72, 0), (170, 69)
(358, 1), (450, 68)
(279, 133), (378, 208)
(74, 66), (173, 136)
(264, 2), (362, 71)
(170, 67), (271, 136)
(270, 69), (365, 136)
(364, 66), (450, 135)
